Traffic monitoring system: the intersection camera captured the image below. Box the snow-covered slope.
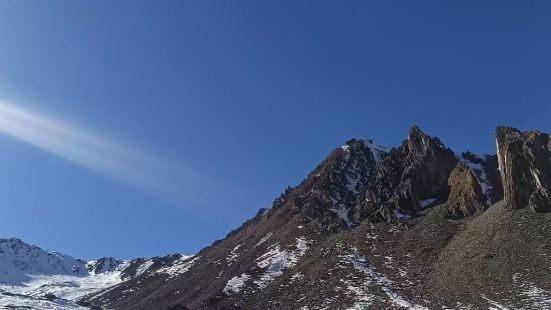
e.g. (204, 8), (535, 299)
(0, 289), (87, 310)
(0, 238), (188, 309)
(0, 238), (87, 284)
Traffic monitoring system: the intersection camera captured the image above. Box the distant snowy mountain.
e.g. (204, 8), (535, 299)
(0, 238), (189, 309)
(0, 238), (87, 283)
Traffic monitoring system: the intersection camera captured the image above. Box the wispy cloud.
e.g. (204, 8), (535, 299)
(0, 99), (202, 205)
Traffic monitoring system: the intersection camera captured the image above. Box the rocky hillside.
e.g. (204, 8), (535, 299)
(3, 125), (551, 310)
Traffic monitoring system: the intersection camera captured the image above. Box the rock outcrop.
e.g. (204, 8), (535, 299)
(459, 152), (503, 205)
(354, 126), (458, 222)
(495, 126), (551, 212)
(442, 152), (503, 218)
(443, 162), (487, 219)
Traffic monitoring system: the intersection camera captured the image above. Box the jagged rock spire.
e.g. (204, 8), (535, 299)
(495, 126), (551, 212)
(354, 125), (458, 222)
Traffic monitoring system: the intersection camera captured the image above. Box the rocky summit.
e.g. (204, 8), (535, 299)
(2, 125), (551, 310)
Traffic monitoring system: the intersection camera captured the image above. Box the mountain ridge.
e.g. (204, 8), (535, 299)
(3, 125), (551, 309)
(0, 237), (190, 309)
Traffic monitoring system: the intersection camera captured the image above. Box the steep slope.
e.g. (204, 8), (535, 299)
(429, 202), (551, 308)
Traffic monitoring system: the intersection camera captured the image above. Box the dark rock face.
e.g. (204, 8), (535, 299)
(86, 257), (124, 274)
(443, 162), (487, 219)
(495, 126), (551, 212)
(267, 138), (387, 230)
(354, 126), (458, 222)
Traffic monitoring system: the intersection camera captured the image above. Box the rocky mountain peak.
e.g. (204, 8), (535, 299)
(495, 126), (551, 212)
(354, 126), (458, 222)
(86, 257), (125, 274)
(407, 125), (429, 146)
(268, 137), (389, 230)
(404, 125), (447, 160)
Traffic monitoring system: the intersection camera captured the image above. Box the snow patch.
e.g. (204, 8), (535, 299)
(0, 291), (87, 310)
(339, 248), (427, 309)
(226, 244), (244, 265)
(330, 206), (353, 226)
(420, 198), (437, 208)
(461, 153), (494, 205)
(135, 260), (154, 277)
(393, 210), (411, 220)
(253, 237), (310, 289)
(223, 273), (250, 295)
(0, 260), (131, 301)
(156, 256), (198, 278)
(254, 233), (273, 247)
(290, 272), (304, 282)
(362, 139), (389, 165)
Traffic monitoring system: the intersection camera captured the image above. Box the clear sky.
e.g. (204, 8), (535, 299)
(0, 1), (550, 259)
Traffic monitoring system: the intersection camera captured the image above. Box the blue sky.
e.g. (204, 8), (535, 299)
(0, 1), (550, 259)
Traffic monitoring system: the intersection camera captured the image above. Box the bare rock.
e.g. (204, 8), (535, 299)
(443, 162), (487, 219)
(495, 126), (551, 212)
(354, 125), (458, 222)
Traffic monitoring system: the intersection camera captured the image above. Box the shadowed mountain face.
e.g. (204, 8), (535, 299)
(5, 125), (551, 310)
(275, 138), (388, 231)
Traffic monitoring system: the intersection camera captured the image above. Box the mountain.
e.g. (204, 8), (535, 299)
(3, 125), (551, 309)
(0, 238), (189, 309)
(354, 125), (459, 222)
(496, 126), (551, 212)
